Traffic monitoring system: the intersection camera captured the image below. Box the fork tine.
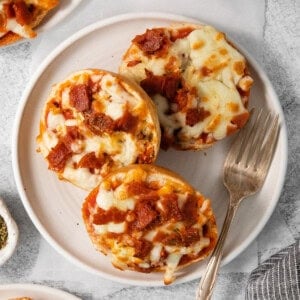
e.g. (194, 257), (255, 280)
(235, 108), (263, 165)
(225, 108), (257, 166)
(254, 114), (280, 171)
(245, 111), (272, 167)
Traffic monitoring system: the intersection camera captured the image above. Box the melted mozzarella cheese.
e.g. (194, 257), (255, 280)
(192, 237), (210, 254)
(105, 101), (125, 120)
(200, 199), (210, 213)
(41, 131), (58, 152)
(144, 230), (157, 241)
(65, 119), (78, 127)
(63, 166), (100, 191)
(5, 18), (32, 38)
(114, 134), (137, 165)
(101, 74), (139, 108)
(61, 88), (70, 107)
(47, 112), (65, 130)
(150, 244), (162, 263)
(164, 253), (183, 284)
(93, 222), (126, 234)
(96, 188), (135, 211)
(84, 136), (107, 154)
(177, 193), (188, 209)
(153, 95), (182, 131)
(139, 262), (150, 268)
(70, 140), (84, 153)
(96, 189), (114, 210)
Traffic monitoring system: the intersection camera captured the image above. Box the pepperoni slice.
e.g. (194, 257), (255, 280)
(174, 88), (188, 110)
(93, 207), (127, 225)
(127, 181), (152, 196)
(47, 141), (72, 172)
(3, 3), (15, 18)
(140, 70), (181, 101)
(70, 84), (91, 112)
(133, 239), (153, 258)
(161, 232), (182, 246)
(13, 1), (31, 26)
(186, 108), (210, 126)
(133, 28), (166, 54)
(181, 227), (200, 246)
(133, 201), (158, 230)
(84, 112), (115, 135)
(78, 152), (104, 169)
(161, 194), (182, 221)
(115, 110), (138, 132)
(182, 194), (199, 224)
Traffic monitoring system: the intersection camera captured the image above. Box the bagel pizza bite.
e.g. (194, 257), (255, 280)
(120, 24), (253, 150)
(0, 0), (59, 46)
(82, 164), (217, 284)
(36, 69), (160, 190)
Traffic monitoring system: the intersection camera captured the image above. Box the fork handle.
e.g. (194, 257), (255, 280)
(196, 202), (239, 300)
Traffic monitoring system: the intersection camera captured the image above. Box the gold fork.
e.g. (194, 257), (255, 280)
(196, 108), (280, 300)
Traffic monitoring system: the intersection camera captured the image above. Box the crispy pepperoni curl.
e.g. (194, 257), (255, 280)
(70, 84), (92, 112)
(93, 207), (127, 225)
(161, 194), (182, 221)
(13, 1), (31, 26)
(127, 181), (152, 195)
(84, 112), (115, 135)
(3, 1), (32, 25)
(182, 194), (199, 224)
(47, 141), (72, 172)
(115, 110), (138, 132)
(154, 227), (200, 247)
(78, 152), (104, 169)
(84, 110), (138, 135)
(47, 127), (83, 171)
(141, 70), (181, 101)
(3, 3), (15, 18)
(133, 28), (168, 54)
(133, 201), (158, 230)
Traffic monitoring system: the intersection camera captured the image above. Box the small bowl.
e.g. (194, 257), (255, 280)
(0, 197), (19, 266)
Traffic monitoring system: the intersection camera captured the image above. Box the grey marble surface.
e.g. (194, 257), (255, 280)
(0, 0), (299, 299)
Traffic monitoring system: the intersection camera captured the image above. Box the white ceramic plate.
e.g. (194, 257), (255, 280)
(12, 13), (288, 286)
(0, 283), (80, 300)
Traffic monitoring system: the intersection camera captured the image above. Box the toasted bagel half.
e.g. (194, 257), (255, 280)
(37, 69), (161, 190)
(120, 23), (253, 150)
(82, 164), (217, 284)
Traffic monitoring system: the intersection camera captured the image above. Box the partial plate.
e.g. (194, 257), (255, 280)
(0, 0), (82, 48)
(12, 13), (288, 286)
(38, 0), (82, 33)
(0, 283), (80, 300)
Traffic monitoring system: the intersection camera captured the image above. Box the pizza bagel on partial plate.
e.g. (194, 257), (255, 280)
(0, 0), (59, 46)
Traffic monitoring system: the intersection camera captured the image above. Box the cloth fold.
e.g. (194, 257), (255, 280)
(246, 240), (300, 300)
